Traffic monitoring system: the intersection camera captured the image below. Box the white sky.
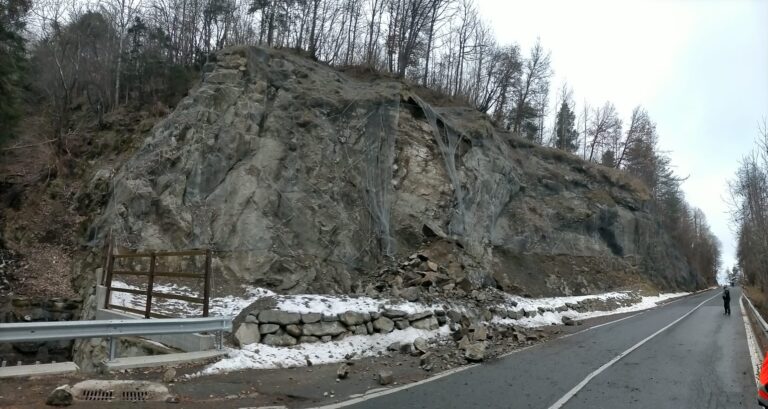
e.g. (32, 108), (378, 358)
(477, 0), (768, 276)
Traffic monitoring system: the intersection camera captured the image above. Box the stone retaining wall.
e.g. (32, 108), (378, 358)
(234, 308), (449, 347)
(233, 294), (637, 348)
(0, 296), (82, 364)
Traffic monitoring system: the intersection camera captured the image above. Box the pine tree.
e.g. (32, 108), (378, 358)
(554, 100), (578, 152)
(0, 0), (31, 142)
(601, 149), (616, 168)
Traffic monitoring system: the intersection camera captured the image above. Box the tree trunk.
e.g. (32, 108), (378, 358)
(266, 3), (276, 46)
(422, 5), (436, 86)
(115, 36), (123, 107)
(308, 0), (319, 57)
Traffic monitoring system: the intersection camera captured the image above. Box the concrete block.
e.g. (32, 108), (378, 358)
(95, 308), (216, 351)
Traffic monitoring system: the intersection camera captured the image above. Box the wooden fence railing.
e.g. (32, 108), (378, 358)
(104, 249), (212, 318)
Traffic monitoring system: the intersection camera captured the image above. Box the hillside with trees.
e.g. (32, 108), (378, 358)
(0, 0), (720, 297)
(729, 121), (768, 290)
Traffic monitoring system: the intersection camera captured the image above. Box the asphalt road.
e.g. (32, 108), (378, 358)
(340, 288), (758, 409)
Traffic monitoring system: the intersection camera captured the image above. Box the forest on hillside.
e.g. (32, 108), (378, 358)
(0, 0), (721, 284)
(729, 121), (768, 289)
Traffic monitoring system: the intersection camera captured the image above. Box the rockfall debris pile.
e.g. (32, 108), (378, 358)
(351, 249), (643, 312)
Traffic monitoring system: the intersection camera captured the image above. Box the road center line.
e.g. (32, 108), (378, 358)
(547, 291), (720, 409)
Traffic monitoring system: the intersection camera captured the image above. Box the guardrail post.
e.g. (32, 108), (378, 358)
(203, 249), (212, 318)
(107, 337), (117, 362)
(145, 253), (156, 319)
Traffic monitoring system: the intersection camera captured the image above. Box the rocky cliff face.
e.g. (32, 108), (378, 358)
(88, 46), (702, 298)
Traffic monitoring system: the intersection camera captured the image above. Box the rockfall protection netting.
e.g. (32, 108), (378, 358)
(361, 100), (399, 257)
(410, 95), (468, 237)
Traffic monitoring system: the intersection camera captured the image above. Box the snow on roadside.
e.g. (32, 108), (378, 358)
(111, 278), (689, 328)
(492, 291), (690, 328)
(111, 277), (689, 328)
(576, 292), (690, 319)
(195, 326), (452, 376)
(274, 294), (440, 315)
(502, 291), (631, 312)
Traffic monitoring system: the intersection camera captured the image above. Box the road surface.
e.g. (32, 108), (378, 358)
(338, 288), (758, 409)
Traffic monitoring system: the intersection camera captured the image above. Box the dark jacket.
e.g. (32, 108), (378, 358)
(723, 289), (731, 303)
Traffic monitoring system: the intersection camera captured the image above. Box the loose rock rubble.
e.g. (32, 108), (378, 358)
(46, 385), (73, 407)
(162, 367), (176, 383)
(378, 370), (393, 385)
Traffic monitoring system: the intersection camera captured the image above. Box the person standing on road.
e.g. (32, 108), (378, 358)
(722, 286), (731, 315)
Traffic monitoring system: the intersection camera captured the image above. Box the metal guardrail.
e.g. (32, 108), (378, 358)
(0, 317), (232, 361)
(743, 294), (768, 335)
(0, 317), (232, 343)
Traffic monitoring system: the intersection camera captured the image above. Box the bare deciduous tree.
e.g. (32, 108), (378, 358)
(587, 101), (621, 162)
(510, 38), (551, 136)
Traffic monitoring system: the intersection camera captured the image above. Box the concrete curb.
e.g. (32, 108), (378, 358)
(103, 350), (228, 371)
(0, 362), (79, 378)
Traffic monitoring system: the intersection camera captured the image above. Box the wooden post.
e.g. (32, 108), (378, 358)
(104, 250), (116, 310)
(101, 234), (113, 286)
(145, 253), (156, 319)
(203, 249), (212, 317)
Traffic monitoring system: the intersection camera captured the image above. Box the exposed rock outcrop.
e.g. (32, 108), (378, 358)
(88, 46), (703, 298)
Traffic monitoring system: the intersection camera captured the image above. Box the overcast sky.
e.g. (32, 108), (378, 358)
(476, 0), (768, 280)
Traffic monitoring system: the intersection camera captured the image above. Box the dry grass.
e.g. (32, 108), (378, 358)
(586, 189), (617, 207)
(0, 105), (161, 298)
(503, 134), (652, 203)
(744, 285), (768, 317)
(742, 285), (768, 353)
(593, 165), (652, 200)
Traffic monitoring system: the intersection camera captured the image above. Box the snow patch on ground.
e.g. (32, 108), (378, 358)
(109, 280), (274, 317)
(577, 292), (690, 319)
(492, 292), (689, 327)
(274, 294), (436, 315)
(503, 291), (631, 312)
(110, 280), (441, 317)
(195, 326), (451, 376)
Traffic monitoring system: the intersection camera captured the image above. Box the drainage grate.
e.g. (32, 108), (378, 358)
(71, 380), (170, 402)
(79, 389), (114, 401)
(122, 390), (153, 402)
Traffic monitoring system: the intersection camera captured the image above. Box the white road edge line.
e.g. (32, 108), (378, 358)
(546, 292), (720, 409)
(312, 363), (480, 409)
(740, 295), (761, 386)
